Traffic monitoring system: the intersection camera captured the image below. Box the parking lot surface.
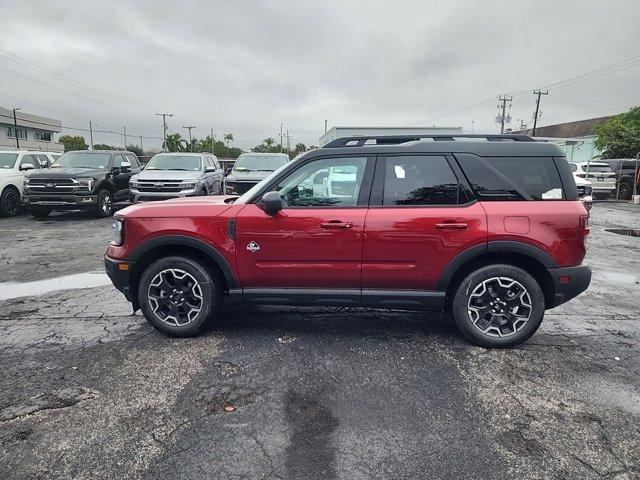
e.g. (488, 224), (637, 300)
(0, 203), (638, 480)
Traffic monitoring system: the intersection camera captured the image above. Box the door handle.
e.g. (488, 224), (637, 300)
(321, 221), (353, 229)
(435, 222), (468, 229)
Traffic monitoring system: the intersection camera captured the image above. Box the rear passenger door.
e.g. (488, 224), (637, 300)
(362, 154), (487, 299)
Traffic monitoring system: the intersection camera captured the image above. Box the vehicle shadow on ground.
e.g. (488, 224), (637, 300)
(208, 304), (463, 343)
(20, 203), (129, 222)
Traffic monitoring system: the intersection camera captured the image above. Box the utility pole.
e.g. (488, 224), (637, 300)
(155, 113), (173, 151)
(210, 128), (215, 154)
(324, 119), (327, 134)
(123, 126), (127, 150)
(280, 123), (283, 153)
(497, 95), (513, 134)
(286, 129), (291, 151)
(531, 89), (548, 137)
(139, 135), (143, 152)
(12, 108), (21, 149)
(183, 126), (196, 152)
(89, 121), (94, 149)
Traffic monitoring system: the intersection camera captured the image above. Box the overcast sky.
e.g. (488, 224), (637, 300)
(0, 0), (639, 150)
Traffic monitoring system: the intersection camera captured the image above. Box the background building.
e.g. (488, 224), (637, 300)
(514, 116), (612, 163)
(0, 106), (63, 152)
(319, 126), (463, 146)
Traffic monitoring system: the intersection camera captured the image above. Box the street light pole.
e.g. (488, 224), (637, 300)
(12, 108), (21, 149)
(89, 121), (94, 149)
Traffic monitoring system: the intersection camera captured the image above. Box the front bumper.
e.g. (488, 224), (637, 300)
(24, 193), (97, 208)
(129, 188), (198, 203)
(105, 255), (133, 302)
(549, 265), (591, 308)
(224, 181), (257, 195)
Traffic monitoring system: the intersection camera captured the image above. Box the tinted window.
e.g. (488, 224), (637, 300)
(20, 155), (40, 169)
(52, 153), (111, 169)
(383, 156), (460, 205)
(457, 155), (564, 201)
(125, 154), (139, 168)
(274, 157), (367, 207)
(146, 155), (201, 171)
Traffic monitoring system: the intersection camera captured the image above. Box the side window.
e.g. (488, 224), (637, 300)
(273, 157), (367, 207)
(125, 154), (139, 168)
(383, 156), (460, 206)
(113, 154), (125, 168)
(19, 155), (39, 169)
(457, 155), (564, 201)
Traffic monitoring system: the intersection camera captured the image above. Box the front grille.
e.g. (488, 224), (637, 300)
(226, 182), (255, 194)
(27, 178), (77, 193)
(136, 179), (185, 193)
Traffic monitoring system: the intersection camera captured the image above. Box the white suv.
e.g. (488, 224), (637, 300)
(570, 162), (617, 199)
(0, 151), (60, 216)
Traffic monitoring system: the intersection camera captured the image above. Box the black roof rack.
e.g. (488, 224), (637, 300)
(323, 134), (535, 148)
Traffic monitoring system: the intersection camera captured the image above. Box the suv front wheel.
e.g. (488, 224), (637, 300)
(95, 189), (114, 217)
(451, 264), (545, 348)
(138, 255), (223, 336)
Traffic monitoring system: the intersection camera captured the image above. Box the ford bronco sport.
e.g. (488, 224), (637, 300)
(105, 134), (591, 348)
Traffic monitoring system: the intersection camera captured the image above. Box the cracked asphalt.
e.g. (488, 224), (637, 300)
(0, 203), (638, 479)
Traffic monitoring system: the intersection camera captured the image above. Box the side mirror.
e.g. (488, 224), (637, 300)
(140, 164), (145, 170)
(261, 191), (283, 215)
(20, 163), (35, 171)
(205, 166), (216, 172)
(119, 160), (131, 172)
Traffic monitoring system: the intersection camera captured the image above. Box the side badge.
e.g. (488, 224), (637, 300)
(247, 241), (260, 253)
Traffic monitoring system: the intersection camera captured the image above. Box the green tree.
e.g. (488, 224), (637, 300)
(251, 138), (316, 159)
(224, 133), (234, 145)
(58, 135), (88, 152)
(93, 143), (115, 150)
(594, 107), (640, 159)
(126, 144), (144, 157)
(164, 133), (186, 152)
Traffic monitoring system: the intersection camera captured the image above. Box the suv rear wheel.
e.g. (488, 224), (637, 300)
(138, 255), (223, 336)
(451, 264), (545, 348)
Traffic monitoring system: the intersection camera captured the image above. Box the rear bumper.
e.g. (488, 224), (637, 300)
(105, 255), (133, 302)
(549, 265), (591, 308)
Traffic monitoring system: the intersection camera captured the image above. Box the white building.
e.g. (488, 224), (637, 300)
(319, 126), (463, 147)
(0, 106), (63, 152)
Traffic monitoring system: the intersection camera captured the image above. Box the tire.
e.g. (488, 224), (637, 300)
(451, 264), (545, 348)
(138, 255), (223, 337)
(199, 187), (208, 197)
(617, 181), (632, 200)
(95, 189), (114, 217)
(0, 187), (20, 217)
(30, 207), (52, 218)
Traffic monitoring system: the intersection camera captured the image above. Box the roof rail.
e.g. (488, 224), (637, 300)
(323, 134), (535, 148)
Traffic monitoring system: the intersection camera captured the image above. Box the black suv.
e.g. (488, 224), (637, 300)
(24, 150), (141, 218)
(602, 159), (639, 199)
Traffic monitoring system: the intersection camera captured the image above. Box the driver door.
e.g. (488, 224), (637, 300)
(235, 155), (374, 292)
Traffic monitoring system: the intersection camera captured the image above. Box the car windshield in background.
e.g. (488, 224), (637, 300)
(234, 162), (291, 204)
(234, 155), (288, 172)
(585, 165), (613, 173)
(51, 153), (112, 169)
(0, 153), (18, 169)
(146, 155), (201, 171)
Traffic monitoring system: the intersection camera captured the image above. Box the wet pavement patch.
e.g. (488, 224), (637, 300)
(0, 272), (111, 300)
(605, 228), (640, 237)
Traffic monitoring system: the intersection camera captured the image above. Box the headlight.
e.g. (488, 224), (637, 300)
(226, 184), (236, 193)
(181, 181), (197, 189)
(111, 218), (124, 246)
(78, 178), (95, 191)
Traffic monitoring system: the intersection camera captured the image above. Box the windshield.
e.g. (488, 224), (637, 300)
(51, 152), (111, 169)
(0, 153), (18, 169)
(146, 155), (202, 171)
(234, 162), (290, 204)
(234, 154), (288, 172)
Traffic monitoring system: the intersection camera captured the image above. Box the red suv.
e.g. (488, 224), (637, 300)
(105, 134), (591, 348)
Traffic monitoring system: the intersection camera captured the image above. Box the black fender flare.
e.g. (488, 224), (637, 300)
(436, 241), (558, 290)
(95, 179), (114, 194)
(128, 235), (238, 289)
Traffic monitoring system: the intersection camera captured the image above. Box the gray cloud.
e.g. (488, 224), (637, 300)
(0, 0), (638, 149)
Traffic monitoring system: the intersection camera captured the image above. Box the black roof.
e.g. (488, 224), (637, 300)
(310, 134), (563, 158)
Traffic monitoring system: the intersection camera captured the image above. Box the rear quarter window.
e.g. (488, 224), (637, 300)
(456, 154), (568, 201)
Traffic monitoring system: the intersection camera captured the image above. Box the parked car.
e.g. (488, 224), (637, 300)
(601, 159), (639, 200)
(570, 162), (616, 199)
(23, 150), (141, 218)
(573, 176), (593, 211)
(0, 150), (59, 216)
(129, 152), (223, 203)
(106, 134), (591, 348)
(224, 153), (289, 195)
